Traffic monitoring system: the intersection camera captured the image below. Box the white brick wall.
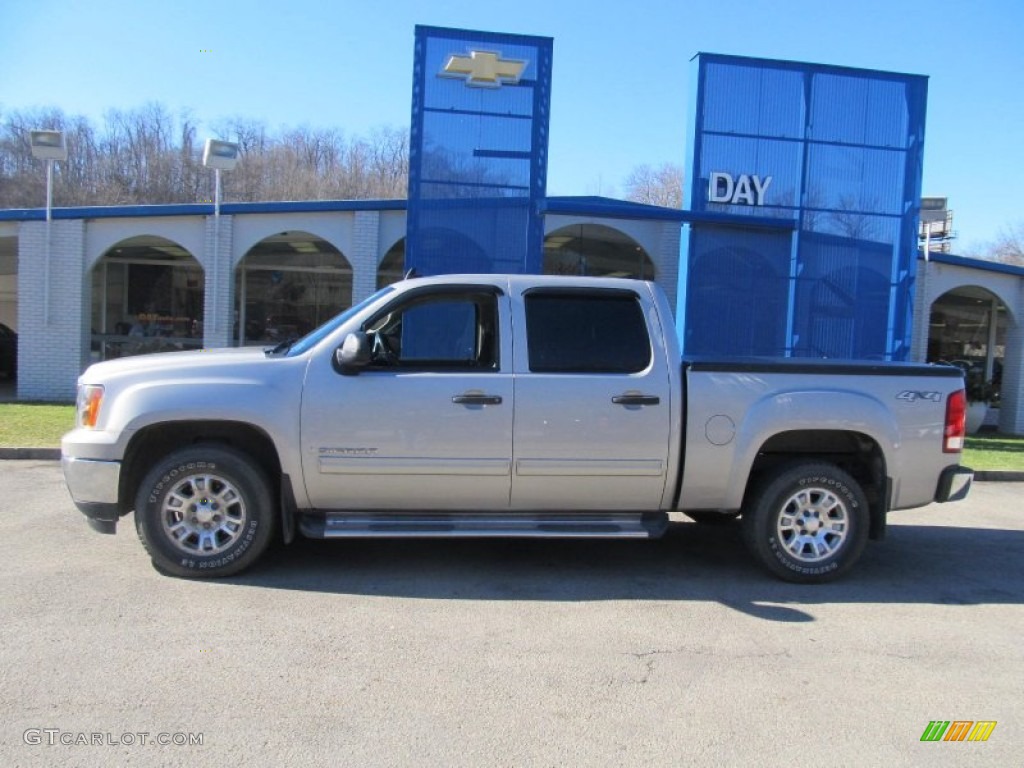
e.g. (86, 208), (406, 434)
(910, 259), (933, 363)
(202, 215), (234, 349)
(17, 220), (87, 401)
(652, 222), (681, 317)
(351, 211), (381, 302)
(999, 281), (1024, 434)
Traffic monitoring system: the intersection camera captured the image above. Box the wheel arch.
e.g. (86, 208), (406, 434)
(120, 421), (287, 525)
(743, 429), (890, 540)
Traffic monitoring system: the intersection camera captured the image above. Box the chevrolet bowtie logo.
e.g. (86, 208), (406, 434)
(440, 50), (527, 88)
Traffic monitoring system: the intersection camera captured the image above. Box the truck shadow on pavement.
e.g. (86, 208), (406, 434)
(226, 520), (1024, 622)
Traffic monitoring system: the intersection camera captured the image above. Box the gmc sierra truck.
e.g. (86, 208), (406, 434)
(61, 275), (973, 583)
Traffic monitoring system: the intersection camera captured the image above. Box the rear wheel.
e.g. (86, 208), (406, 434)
(134, 444), (275, 578)
(742, 462), (868, 583)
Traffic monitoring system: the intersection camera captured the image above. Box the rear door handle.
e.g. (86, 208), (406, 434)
(452, 394), (503, 405)
(612, 394), (660, 406)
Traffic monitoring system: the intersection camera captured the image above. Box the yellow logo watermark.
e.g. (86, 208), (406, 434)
(920, 721), (997, 742)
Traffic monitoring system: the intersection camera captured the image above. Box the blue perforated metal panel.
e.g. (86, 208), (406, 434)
(683, 54), (927, 360)
(792, 232), (892, 358)
(407, 26), (553, 275)
(684, 226), (792, 357)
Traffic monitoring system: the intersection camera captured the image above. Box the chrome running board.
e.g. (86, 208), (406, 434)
(300, 512), (668, 539)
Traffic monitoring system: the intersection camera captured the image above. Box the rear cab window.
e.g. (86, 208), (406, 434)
(524, 290), (652, 373)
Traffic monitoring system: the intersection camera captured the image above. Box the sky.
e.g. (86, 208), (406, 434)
(1, 0), (1021, 252)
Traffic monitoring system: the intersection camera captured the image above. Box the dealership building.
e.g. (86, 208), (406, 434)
(1, 26), (1021, 433)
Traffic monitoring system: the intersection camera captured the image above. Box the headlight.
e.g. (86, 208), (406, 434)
(77, 385), (104, 428)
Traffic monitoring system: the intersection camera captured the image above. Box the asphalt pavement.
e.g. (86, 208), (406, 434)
(0, 461), (1021, 767)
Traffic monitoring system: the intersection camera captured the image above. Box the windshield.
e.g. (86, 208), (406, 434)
(279, 286), (394, 357)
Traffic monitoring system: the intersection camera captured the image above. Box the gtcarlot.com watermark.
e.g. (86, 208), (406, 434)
(24, 729), (203, 747)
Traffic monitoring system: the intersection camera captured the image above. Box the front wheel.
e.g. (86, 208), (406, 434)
(741, 462), (869, 583)
(134, 445), (276, 578)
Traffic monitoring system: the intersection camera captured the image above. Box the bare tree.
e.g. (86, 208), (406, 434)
(988, 221), (1024, 266)
(827, 195), (881, 240)
(366, 126), (409, 199)
(211, 116), (271, 202)
(176, 111), (207, 203)
(0, 107), (75, 207)
(1, 104), (410, 208)
(623, 163), (683, 208)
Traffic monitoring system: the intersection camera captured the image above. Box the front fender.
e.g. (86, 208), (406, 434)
(100, 375), (304, 494)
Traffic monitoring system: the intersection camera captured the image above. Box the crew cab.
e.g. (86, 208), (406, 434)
(62, 275), (973, 582)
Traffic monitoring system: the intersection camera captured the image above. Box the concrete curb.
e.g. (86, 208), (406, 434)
(972, 470), (1024, 482)
(0, 448), (61, 460)
(0, 448), (1022, 483)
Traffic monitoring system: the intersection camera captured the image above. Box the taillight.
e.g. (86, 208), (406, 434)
(77, 385), (104, 429)
(944, 389), (966, 453)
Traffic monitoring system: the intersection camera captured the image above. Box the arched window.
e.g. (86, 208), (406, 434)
(928, 287), (1012, 399)
(378, 239), (406, 289)
(543, 224), (654, 279)
(235, 231), (352, 345)
(90, 236), (204, 360)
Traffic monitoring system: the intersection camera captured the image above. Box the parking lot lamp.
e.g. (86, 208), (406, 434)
(30, 130), (67, 325)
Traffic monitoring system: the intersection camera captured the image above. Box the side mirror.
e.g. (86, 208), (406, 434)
(335, 332), (371, 374)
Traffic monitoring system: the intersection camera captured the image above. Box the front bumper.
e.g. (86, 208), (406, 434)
(61, 455), (122, 533)
(935, 465), (973, 503)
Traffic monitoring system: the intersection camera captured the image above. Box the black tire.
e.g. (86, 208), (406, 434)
(134, 444), (275, 578)
(741, 462), (869, 583)
(685, 511), (740, 525)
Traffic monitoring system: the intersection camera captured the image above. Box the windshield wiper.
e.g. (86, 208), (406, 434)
(264, 337), (299, 356)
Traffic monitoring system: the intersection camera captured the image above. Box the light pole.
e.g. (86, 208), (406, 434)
(202, 139), (240, 338)
(30, 130), (67, 326)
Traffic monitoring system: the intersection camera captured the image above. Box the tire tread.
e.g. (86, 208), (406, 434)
(133, 444), (275, 578)
(741, 461), (869, 583)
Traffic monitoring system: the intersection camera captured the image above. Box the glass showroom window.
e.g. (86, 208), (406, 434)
(377, 240), (406, 289)
(235, 239), (353, 345)
(90, 243), (205, 361)
(543, 224), (654, 280)
(927, 288), (1009, 400)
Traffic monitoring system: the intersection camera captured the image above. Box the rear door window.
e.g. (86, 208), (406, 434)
(524, 291), (651, 373)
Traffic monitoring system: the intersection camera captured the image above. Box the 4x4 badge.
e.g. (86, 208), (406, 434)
(897, 390), (941, 403)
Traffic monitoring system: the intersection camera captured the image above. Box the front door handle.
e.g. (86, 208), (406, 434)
(612, 394), (660, 406)
(452, 394), (503, 405)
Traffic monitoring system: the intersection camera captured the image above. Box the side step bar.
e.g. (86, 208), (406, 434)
(300, 512), (669, 539)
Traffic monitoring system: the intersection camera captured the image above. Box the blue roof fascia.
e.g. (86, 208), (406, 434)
(541, 196), (687, 221)
(0, 204), (212, 221)
(4, 196), (791, 232)
(920, 250), (1024, 278)
(541, 196), (795, 231)
(0, 199), (407, 222)
(221, 199), (407, 215)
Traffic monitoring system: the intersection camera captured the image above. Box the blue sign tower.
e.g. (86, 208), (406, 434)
(407, 26), (554, 275)
(681, 54), (928, 361)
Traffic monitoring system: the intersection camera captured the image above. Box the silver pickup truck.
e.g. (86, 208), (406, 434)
(62, 275), (973, 583)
